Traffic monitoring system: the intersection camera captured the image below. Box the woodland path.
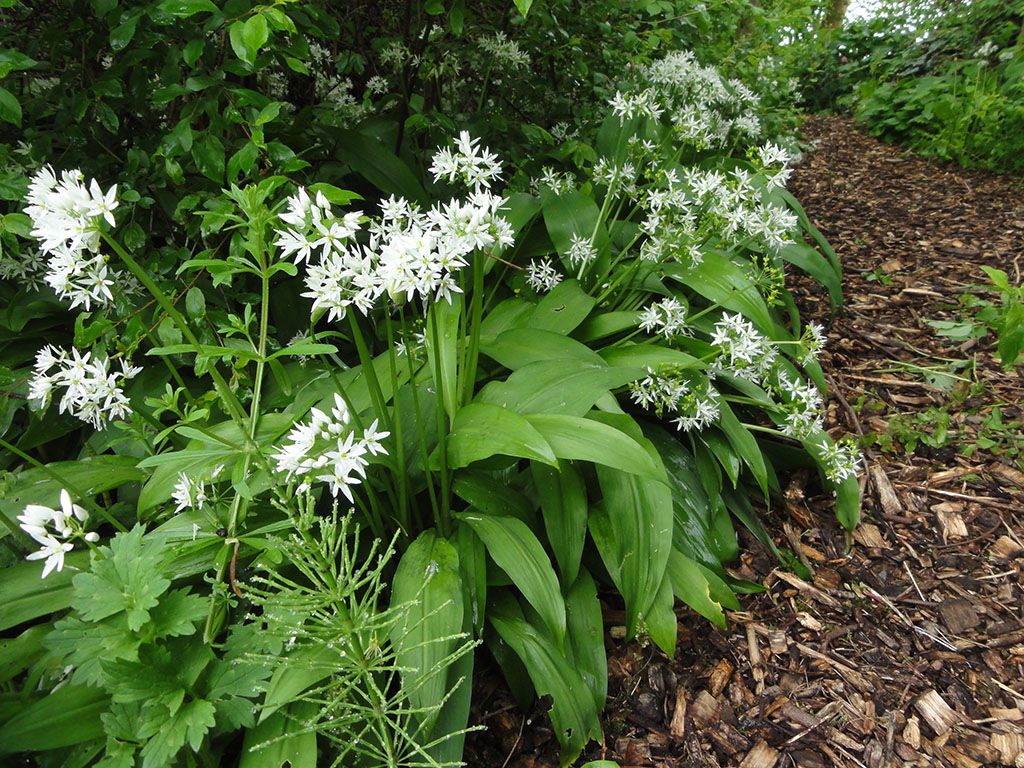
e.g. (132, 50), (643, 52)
(463, 115), (1024, 768)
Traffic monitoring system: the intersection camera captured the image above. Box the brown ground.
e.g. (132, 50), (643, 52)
(463, 115), (1024, 768)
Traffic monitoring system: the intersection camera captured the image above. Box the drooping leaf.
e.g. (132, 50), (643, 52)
(447, 403), (557, 468)
(525, 413), (664, 481)
(476, 360), (643, 416)
(531, 461), (587, 586)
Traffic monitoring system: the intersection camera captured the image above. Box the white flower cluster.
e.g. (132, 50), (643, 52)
(29, 345), (141, 430)
(638, 296), (691, 339)
(567, 233), (598, 269)
(709, 313), (778, 385)
(0, 247), (47, 290)
(271, 393), (390, 501)
(642, 51), (764, 148)
(430, 131), (503, 191)
(301, 189), (512, 322)
(817, 439), (861, 484)
(24, 166), (120, 310)
(275, 188), (363, 265)
(171, 464), (223, 514)
(754, 141), (795, 190)
(532, 166), (575, 195)
(477, 31), (530, 69)
(774, 369), (825, 439)
(608, 88), (664, 123)
(18, 489), (99, 578)
(525, 259), (562, 293)
(629, 366), (720, 432)
(975, 41), (999, 60)
(296, 137), (512, 323)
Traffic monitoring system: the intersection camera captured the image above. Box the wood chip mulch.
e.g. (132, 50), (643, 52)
(464, 115), (1024, 768)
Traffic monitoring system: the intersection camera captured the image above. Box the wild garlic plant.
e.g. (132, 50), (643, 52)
(2, 50), (858, 768)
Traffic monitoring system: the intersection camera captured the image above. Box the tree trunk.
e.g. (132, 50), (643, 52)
(822, 0), (851, 31)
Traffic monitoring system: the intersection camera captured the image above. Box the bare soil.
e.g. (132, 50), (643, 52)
(464, 115), (1024, 768)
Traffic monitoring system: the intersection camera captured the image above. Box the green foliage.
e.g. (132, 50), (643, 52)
(0, 1), (856, 766)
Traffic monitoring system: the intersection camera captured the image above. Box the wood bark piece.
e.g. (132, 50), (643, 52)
(914, 689), (960, 735)
(938, 598), (981, 634)
(991, 728), (1024, 765)
(871, 464), (902, 516)
(708, 659), (733, 698)
(993, 536), (1024, 559)
(771, 570), (841, 609)
(853, 522), (887, 549)
(669, 687), (688, 739)
(689, 690), (722, 729)
(738, 740), (779, 768)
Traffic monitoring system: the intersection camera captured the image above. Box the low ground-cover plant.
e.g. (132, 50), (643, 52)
(0, 4), (858, 767)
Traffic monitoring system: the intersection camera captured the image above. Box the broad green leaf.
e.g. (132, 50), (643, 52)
(488, 594), (600, 765)
(0, 85), (21, 126)
(645, 572), (678, 656)
(542, 191), (607, 275)
(476, 360), (643, 416)
(110, 15), (138, 50)
(513, 0), (533, 17)
(259, 646), (335, 722)
(663, 252), (774, 332)
(334, 129), (428, 205)
(229, 20), (255, 66)
(227, 141), (259, 182)
(774, 188), (840, 275)
(526, 279), (595, 335)
(0, 683), (108, 752)
(0, 48), (37, 79)
(531, 461), (587, 585)
(717, 398), (769, 498)
(564, 569), (607, 711)
(453, 521), (487, 636)
(479, 297), (533, 342)
(0, 625), (47, 685)
(242, 13), (269, 54)
(0, 454), (144, 540)
(576, 310), (641, 342)
(643, 423), (738, 569)
(389, 530), (463, 737)
(666, 549), (736, 627)
(241, 703), (317, 768)
(192, 133), (225, 183)
(592, 462), (672, 636)
(452, 470), (535, 527)
(158, 0), (218, 16)
(0, 552), (85, 631)
(835, 472), (860, 531)
(448, 403), (557, 468)
(459, 513), (565, 646)
(780, 242), (842, 309)
(525, 413), (664, 481)
(599, 342), (700, 370)
(307, 182), (362, 204)
(482, 327), (604, 370)
(425, 293), (461, 420)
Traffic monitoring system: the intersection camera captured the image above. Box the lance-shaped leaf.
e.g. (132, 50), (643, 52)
(447, 403), (557, 468)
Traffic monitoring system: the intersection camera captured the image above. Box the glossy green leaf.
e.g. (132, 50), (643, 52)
(110, 15), (138, 50)
(599, 341), (700, 370)
(482, 327), (604, 370)
(780, 242), (842, 309)
(666, 549), (729, 628)
(0, 683), (108, 752)
(452, 470), (535, 527)
(192, 133), (225, 183)
(389, 530), (463, 738)
(663, 252), (774, 332)
(0, 455), (143, 540)
(513, 0), (533, 17)
(477, 360), (642, 416)
(0, 553), (85, 631)
(525, 413), (664, 481)
(0, 86), (21, 126)
(564, 569), (607, 711)
(645, 572), (678, 656)
(242, 13), (269, 55)
(448, 403), (557, 468)
(592, 461), (672, 636)
(531, 461), (587, 586)
(241, 703), (317, 768)
(488, 594), (600, 765)
(459, 513), (565, 646)
(158, 0), (218, 16)
(425, 293), (461, 420)
(334, 129), (428, 205)
(526, 279), (596, 335)
(542, 191), (607, 272)
(717, 398), (769, 498)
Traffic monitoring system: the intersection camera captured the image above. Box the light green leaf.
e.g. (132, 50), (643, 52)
(645, 572), (678, 656)
(488, 594), (600, 765)
(564, 569), (607, 711)
(542, 190), (606, 274)
(158, 0), (218, 16)
(717, 398), (769, 498)
(0, 552), (85, 631)
(531, 461), (587, 586)
(476, 360), (643, 416)
(513, 0), (533, 16)
(525, 413), (664, 481)
(526, 279), (595, 335)
(425, 293), (461, 421)
(241, 703), (317, 768)
(229, 20), (256, 66)
(482, 327), (604, 370)
(447, 403), (557, 468)
(242, 13), (269, 54)
(459, 513), (565, 646)
(0, 86), (21, 127)
(663, 252), (775, 332)
(666, 549), (734, 628)
(389, 530), (463, 737)
(599, 342), (700, 370)
(0, 683), (108, 753)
